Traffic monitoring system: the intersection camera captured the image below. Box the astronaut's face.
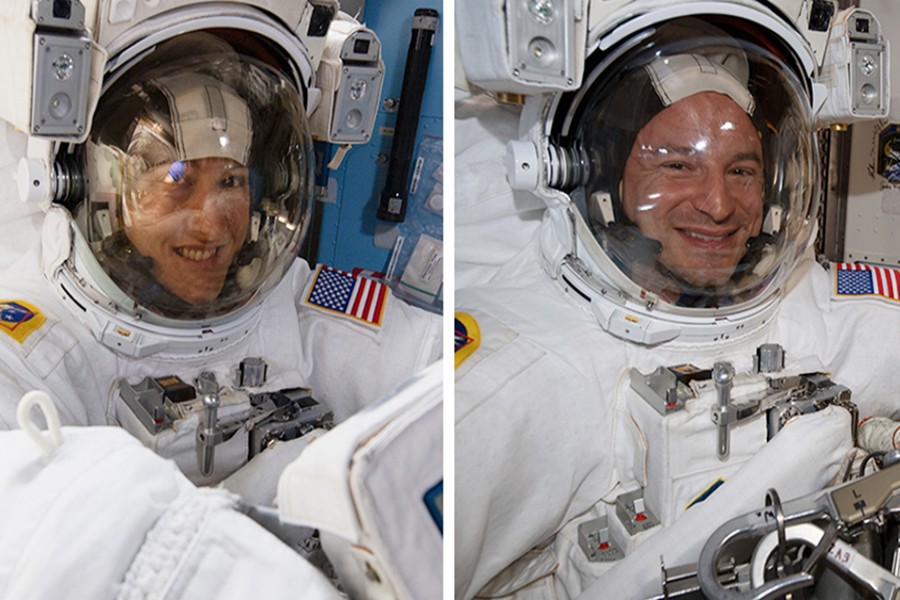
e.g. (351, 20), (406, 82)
(621, 92), (764, 288)
(125, 157), (250, 304)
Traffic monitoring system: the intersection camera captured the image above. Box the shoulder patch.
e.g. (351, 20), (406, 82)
(305, 265), (389, 327)
(834, 262), (900, 303)
(0, 300), (47, 344)
(454, 312), (481, 369)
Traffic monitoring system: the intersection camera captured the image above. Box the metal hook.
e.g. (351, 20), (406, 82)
(765, 488), (788, 577)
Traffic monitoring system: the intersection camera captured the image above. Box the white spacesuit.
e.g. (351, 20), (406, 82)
(455, 1), (900, 599)
(0, 1), (441, 597)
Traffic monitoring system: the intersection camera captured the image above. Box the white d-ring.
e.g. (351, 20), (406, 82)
(16, 391), (64, 457)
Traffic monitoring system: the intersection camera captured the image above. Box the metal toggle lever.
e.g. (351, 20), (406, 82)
(711, 362), (736, 461)
(196, 371), (220, 477)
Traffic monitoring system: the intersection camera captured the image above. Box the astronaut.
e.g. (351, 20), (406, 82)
(0, 0), (440, 597)
(0, 2), (440, 464)
(455, 1), (898, 599)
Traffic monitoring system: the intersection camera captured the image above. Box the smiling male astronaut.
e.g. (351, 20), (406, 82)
(455, 2), (900, 599)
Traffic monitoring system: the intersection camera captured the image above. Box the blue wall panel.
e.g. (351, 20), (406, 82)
(316, 0), (444, 275)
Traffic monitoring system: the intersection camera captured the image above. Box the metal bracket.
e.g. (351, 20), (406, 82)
(630, 364), (708, 416)
(616, 489), (659, 536)
(577, 516), (624, 562)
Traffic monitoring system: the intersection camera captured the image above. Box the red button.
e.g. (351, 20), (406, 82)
(635, 513), (647, 522)
(598, 542), (610, 551)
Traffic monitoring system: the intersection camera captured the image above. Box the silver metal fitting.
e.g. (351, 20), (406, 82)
(712, 362), (736, 461)
(196, 371), (220, 477)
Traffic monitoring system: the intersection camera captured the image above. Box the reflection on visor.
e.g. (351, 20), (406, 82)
(165, 160), (186, 183)
(565, 19), (816, 309)
(621, 92), (765, 293)
(79, 33), (315, 322)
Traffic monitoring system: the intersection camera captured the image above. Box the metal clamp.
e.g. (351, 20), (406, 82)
(698, 462), (900, 599)
(751, 523), (900, 599)
(696, 504), (819, 600)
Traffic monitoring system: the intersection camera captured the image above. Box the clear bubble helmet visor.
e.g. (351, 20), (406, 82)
(561, 18), (818, 310)
(74, 34), (315, 323)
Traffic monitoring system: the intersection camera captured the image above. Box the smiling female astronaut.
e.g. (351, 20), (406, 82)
(0, 1), (440, 598)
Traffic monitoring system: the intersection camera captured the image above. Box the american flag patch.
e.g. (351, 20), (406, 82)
(834, 262), (900, 302)
(306, 265), (389, 327)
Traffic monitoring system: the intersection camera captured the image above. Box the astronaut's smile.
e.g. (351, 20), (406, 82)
(173, 246), (223, 263)
(677, 228), (738, 249)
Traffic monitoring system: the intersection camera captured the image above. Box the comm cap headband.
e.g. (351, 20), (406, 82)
(644, 53), (755, 114)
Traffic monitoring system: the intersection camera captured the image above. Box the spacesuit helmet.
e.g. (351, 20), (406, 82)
(554, 16), (817, 309)
(64, 31), (314, 322)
